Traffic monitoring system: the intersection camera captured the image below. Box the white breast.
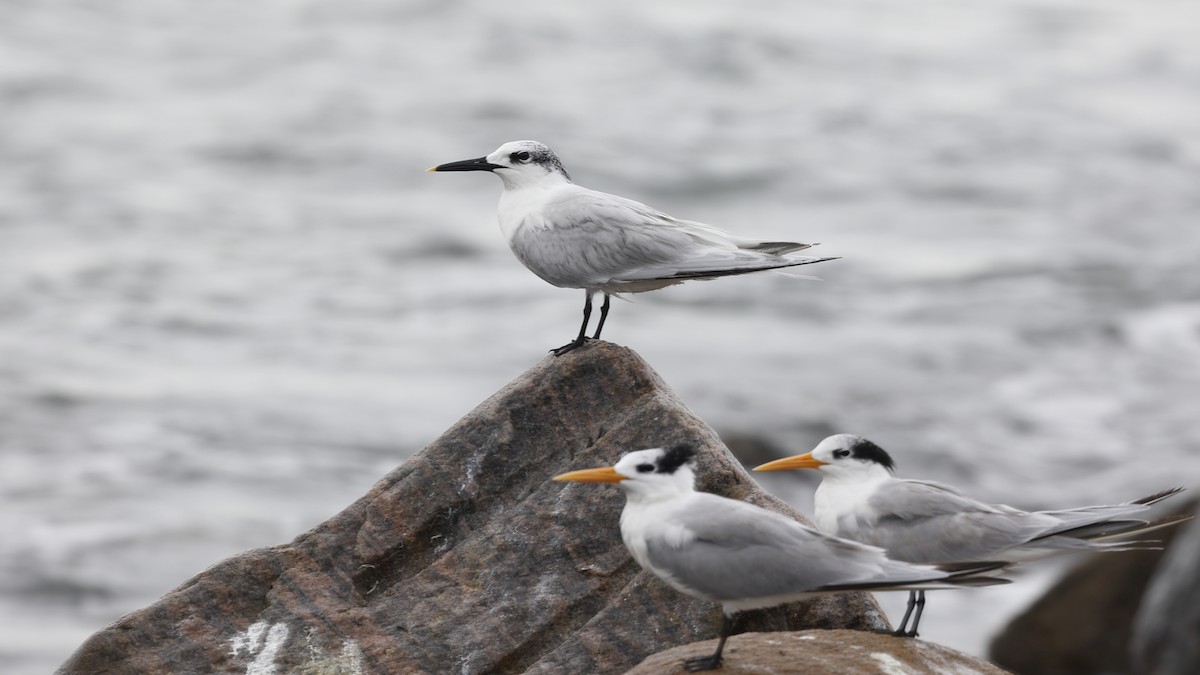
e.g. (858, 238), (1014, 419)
(497, 184), (556, 242)
(813, 477), (886, 538)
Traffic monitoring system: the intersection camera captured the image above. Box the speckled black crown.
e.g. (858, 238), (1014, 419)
(531, 146), (570, 181)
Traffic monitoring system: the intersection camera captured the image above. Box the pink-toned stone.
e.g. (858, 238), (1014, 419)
(628, 629), (1012, 674)
(59, 342), (887, 675)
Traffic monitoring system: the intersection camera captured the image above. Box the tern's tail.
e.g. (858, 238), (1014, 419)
(1052, 513), (1195, 546)
(814, 560), (1012, 593)
(742, 241), (815, 255)
(929, 560), (1013, 587)
(661, 255), (840, 282)
(1130, 487), (1186, 507)
(1029, 486), (1188, 544)
(930, 560), (1011, 577)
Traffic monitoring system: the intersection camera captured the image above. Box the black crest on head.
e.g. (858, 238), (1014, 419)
(656, 444), (697, 474)
(850, 438), (896, 472)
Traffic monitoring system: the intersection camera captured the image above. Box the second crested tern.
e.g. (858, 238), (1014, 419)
(754, 433), (1190, 637)
(429, 141), (836, 355)
(554, 444), (1008, 671)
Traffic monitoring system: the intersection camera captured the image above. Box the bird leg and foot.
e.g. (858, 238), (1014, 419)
(591, 293), (610, 340)
(683, 614), (736, 672)
(892, 590), (925, 638)
(551, 292), (610, 356)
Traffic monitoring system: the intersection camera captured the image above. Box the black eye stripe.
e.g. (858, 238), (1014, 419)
(510, 151), (531, 162)
(636, 463), (654, 473)
(833, 449), (850, 458)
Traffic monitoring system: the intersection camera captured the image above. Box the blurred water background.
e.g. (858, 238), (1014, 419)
(2, 1), (1200, 672)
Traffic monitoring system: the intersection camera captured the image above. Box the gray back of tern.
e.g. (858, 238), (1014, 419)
(429, 140), (836, 355)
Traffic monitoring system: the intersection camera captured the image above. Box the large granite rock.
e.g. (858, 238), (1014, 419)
(59, 342), (887, 675)
(629, 629), (1012, 674)
(1131, 519), (1200, 675)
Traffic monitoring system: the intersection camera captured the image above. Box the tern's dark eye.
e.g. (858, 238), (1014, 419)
(636, 463), (655, 473)
(833, 449), (850, 459)
(510, 151), (531, 163)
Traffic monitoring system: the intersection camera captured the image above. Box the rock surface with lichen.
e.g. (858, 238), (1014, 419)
(58, 342), (888, 675)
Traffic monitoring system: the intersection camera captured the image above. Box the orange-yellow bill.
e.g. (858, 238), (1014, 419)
(753, 452), (827, 472)
(552, 466), (626, 483)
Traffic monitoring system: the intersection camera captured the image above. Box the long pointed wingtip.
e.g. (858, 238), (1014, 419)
(775, 272), (824, 281)
(1132, 487), (1187, 506)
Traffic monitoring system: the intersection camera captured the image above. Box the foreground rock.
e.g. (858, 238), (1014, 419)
(629, 629), (1011, 674)
(59, 342), (887, 675)
(989, 501), (1195, 675)
(1131, 519), (1200, 675)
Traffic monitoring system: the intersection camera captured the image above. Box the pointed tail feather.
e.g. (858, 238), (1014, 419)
(1031, 514), (1194, 554)
(1081, 514), (1194, 543)
(1034, 487), (1187, 540)
(743, 241), (815, 255)
(940, 576), (1014, 588)
(1046, 519), (1154, 541)
(1130, 487), (1186, 506)
(815, 571), (1012, 593)
(662, 255), (840, 281)
(924, 560), (1013, 589)
(930, 560), (1011, 577)
(813, 560), (1012, 594)
(813, 577), (1012, 592)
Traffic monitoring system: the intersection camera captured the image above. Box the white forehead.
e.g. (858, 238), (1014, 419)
(814, 434), (864, 453)
(614, 448), (665, 473)
(492, 140), (551, 156)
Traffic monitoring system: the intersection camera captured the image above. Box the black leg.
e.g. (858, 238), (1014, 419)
(591, 293), (611, 340)
(893, 590), (917, 637)
(552, 292), (592, 356)
(683, 613), (736, 672)
(906, 590), (926, 638)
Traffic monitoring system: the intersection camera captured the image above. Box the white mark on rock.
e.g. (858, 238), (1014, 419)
(796, 635), (817, 641)
(297, 628), (365, 675)
(339, 639), (365, 675)
(229, 621), (290, 675)
(249, 623), (290, 675)
(871, 652), (915, 675)
(231, 621), (267, 657)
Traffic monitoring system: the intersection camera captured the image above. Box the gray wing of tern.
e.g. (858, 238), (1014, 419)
(854, 480), (1179, 563)
(642, 493), (946, 603)
(848, 480), (1059, 563)
(511, 189), (831, 289)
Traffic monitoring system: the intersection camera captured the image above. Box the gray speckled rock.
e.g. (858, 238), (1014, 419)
(628, 629), (1013, 674)
(58, 342), (887, 675)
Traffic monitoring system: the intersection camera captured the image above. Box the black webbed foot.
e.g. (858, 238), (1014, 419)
(682, 654), (723, 671)
(550, 337), (591, 356)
